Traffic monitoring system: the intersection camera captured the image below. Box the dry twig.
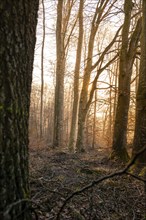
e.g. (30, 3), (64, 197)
(56, 146), (146, 220)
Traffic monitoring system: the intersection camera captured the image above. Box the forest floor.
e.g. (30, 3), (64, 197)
(29, 140), (145, 220)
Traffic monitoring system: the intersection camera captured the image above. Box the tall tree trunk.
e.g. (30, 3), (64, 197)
(111, 0), (141, 161)
(40, 0), (45, 138)
(53, 0), (78, 148)
(75, 1), (121, 152)
(68, 0), (84, 152)
(132, 0), (146, 167)
(0, 1), (38, 219)
(53, 0), (65, 148)
(75, 2), (102, 152)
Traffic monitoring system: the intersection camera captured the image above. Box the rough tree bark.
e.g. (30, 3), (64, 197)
(111, 0), (142, 162)
(132, 0), (146, 168)
(0, 1), (38, 219)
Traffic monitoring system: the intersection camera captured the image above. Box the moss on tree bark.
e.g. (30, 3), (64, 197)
(0, 1), (39, 219)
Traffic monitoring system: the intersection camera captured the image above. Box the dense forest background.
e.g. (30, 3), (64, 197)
(30, 0), (146, 163)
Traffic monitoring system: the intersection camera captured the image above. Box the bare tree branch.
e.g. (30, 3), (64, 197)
(85, 54), (118, 113)
(91, 26), (122, 71)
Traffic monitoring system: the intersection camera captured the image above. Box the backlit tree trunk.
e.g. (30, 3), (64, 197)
(75, 1), (106, 152)
(0, 1), (38, 219)
(75, 0), (121, 152)
(53, 0), (78, 148)
(53, 0), (65, 147)
(68, 0), (84, 152)
(111, 0), (141, 161)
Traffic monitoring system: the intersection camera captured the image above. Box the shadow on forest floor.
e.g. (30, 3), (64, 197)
(29, 141), (145, 220)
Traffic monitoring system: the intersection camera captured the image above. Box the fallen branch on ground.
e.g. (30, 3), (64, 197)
(56, 146), (146, 220)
